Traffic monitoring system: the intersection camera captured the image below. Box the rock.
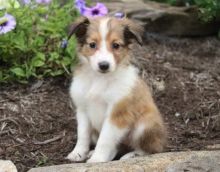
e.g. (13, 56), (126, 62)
(0, 160), (17, 172)
(105, 0), (220, 36)
(166, 155), (220, 172)
(28, 151), (220, 172)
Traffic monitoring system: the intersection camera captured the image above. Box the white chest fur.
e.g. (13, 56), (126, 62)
(70, 65), (138, 132)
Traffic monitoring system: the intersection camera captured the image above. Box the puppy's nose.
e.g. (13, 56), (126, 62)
(98, 61), (109, 72)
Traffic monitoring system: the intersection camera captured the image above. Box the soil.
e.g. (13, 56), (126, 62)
(0, 35), (220, 172)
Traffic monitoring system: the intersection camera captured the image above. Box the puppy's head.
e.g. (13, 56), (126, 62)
(69, 16), (143, 74)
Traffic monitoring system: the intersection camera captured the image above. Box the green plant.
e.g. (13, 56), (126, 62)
(0, 0), (79, 83)
(36, 153), (49, 167)
(194, 0), (220, 22)
(150, 0), (220, 22)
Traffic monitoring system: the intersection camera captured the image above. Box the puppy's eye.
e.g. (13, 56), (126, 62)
(89, 42), (96, 49)
(112, 43), (120, 50)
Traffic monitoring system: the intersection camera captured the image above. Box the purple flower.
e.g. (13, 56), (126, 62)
(61, 39), (68, 49)
(81, 3), (108, 18)
(23, 0), (31, 4)
(0, 14), (16, 35)
(35, 0), (51, 4)
(75, 0), (85, 11)
(114, 12), (125, 19)
(74, 0), (87, 14)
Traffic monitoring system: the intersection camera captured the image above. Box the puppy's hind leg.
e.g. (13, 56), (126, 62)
(120, 118), (166, 160)
(120, 124), (147, 160)
(139, 120), (166, 154)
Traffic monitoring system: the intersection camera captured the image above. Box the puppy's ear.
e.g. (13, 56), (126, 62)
(68, 17), (90, 43)
(123, 19), (144, 46)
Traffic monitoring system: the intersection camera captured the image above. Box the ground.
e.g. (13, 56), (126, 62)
(0, 35), (220, 172)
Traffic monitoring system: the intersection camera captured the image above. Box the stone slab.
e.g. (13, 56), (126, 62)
(28, 151), (220, 172)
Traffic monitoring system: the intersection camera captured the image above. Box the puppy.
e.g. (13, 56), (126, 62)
(67, 16), (167, 163)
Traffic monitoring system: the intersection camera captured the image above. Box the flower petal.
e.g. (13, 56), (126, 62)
(81, 7), (93, 17)
(95, 3), (108, 15)
(0, 13), (16, 35)
(23, 0), (31, 4)
(82, 3), (108, 18)
(35, 0), (51, 4)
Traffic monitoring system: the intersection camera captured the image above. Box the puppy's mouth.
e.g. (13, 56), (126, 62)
(98, 70), (110, 74)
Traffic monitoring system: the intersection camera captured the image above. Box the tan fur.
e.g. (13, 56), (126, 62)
(111, 79), (167, 153)
(105, 18), (143, 64)
(77, 19), (102, 58)
(106, 28), (130, 64)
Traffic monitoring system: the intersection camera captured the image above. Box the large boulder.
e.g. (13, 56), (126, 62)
(28, 151), (220, 172)
(105, 0), (220, 36)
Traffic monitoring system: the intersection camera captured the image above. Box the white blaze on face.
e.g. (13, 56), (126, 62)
(90, 18), (116, 73)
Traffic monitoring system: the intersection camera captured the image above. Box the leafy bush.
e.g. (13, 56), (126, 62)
(150, 0), (220, 22)
(0, 0), (79, 83)
(194, 0), (220, 22)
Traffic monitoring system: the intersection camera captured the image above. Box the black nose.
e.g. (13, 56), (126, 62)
(98, 61), (109, 72)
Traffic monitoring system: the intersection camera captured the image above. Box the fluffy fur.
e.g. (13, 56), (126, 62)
(67, 16), (167, 163)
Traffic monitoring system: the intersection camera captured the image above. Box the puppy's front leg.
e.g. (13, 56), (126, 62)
(67, 109), (91, 162)
(87, 115), (128, 163)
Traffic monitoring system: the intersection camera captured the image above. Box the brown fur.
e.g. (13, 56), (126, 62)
(111, 79), (167, 153)
(77, 18), (102, 58)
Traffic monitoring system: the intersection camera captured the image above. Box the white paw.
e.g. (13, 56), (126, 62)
(86, 155), (107, 163)
(120, 151), (145, 160)
(120, 152), (136, 160)
(66, 149), (88, 162)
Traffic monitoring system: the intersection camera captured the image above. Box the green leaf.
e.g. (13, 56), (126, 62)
(36, 53), (46, 61)
(10, 67), (26, 77)
(0, 0), (20, 9)
(61, 57), (71, 66)
(49, 52), (59, 61)
(32, 59), (45, 67)
(31, 53), (45, 67)
(51, 70), (64, 76)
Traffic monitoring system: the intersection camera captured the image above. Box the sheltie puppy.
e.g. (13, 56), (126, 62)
(67, 16), (167, 163)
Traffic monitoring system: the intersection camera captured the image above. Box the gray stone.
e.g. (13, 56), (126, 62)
(166, 155), (220, 172)
(105, 0), (220, 36)
(28, 151), (220, 172)
(0, 160), (17, 172)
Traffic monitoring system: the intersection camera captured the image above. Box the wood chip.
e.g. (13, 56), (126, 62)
(33, 132), (65, 145)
